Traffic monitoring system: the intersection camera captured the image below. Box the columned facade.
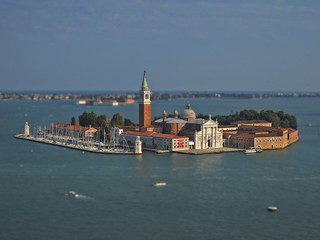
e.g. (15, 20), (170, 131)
(193, 116), (223, 150)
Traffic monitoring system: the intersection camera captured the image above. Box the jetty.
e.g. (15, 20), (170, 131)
(174, 147), (243, 155)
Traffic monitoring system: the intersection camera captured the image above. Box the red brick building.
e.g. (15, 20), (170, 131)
(120, 131), (189, 151)
(139, 70), (152, 128)
(224, 125), (299, 150)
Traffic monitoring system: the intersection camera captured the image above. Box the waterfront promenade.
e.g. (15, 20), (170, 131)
(174, 147), (243, 155)
(15, 134), (245, 155)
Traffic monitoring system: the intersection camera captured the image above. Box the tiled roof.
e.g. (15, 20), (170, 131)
(154, 118), (164, 123)
(237, 132), (281, 138)
(166, 118), (187, 124)
(232, 120), (271, 124)
(122, 131), (188, 139)
(52, 123), (97, 132)
(219, 125), (237, 128)
(187, 119), (205, 124)
(154, 117), (187, 124)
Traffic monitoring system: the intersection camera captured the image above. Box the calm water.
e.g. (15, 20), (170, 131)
(0, 98), (320, 240)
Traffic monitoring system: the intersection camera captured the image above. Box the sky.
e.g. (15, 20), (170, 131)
(0, 0), (320, 92)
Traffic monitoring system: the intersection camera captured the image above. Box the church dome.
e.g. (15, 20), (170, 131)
(182, 103), (196, 120)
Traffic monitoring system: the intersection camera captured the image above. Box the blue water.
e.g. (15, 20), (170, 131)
(0, 98), (320, 240)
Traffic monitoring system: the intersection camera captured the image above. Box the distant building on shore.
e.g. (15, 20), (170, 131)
(223, 123), (299, 150)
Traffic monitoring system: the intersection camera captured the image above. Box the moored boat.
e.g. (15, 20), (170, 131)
(154, 182), (167, 187)
(244, 147), (262, 154)
(244, 147), (257, 154)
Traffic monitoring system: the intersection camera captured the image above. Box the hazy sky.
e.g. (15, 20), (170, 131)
(1, 0), (320, 92)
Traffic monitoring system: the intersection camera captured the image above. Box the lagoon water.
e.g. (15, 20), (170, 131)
(0, 97), (320, 240)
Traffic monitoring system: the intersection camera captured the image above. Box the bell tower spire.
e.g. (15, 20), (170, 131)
(139, 70), (152, 128)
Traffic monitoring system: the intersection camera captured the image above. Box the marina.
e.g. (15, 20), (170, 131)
(14, 134), (137, 154)
(14, 122), (141, 155)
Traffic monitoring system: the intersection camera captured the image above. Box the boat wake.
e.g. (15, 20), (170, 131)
(75, 194), (93, 200)
(65, 191), (93, 200)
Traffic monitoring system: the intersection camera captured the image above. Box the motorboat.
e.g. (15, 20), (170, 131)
(244, 147), (257, 154)
(256, 148), (263, 153)
(267, 206), (278, 211)
(244, 147), (262, 154)
(154, 182), (167, 187)
(68, 191), (79, 198)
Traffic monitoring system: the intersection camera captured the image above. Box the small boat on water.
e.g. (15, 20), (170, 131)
(154, 182), (167, 187)
(68, 191), (79, 198)
(267, 206), (278, 212)
(244, 147), (262, 154)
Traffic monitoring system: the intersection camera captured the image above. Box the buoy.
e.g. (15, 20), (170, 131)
(267, 206), (277, 211)
(82, 151), (85, 155)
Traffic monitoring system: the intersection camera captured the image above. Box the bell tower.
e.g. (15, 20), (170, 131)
(139, 70), (151, 128)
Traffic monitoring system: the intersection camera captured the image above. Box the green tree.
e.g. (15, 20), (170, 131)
(96, 115), (107, 128)
(71, 116), (76, 125)
(280, 119), (290, 128)
(79, 112), (89, 126)
(124, 118), (137, 126)
(79, 111), (106, 127)
(283, 114), (298, 129)
(110, 113), (124, 127)
(239, 110), (259, 120)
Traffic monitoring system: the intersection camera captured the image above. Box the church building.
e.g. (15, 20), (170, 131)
(154, 104), (224, 149)
(121, 70), (224, 151)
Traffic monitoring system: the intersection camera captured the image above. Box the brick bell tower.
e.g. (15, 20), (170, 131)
(139, 70), (151, 128)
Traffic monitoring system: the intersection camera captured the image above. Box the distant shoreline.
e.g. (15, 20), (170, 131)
(1, 91), (319, 102)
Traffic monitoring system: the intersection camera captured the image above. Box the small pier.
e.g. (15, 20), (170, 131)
(174, 147), (243, 155)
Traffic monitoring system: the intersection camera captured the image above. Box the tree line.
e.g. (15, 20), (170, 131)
(71, 111), (138, 129)
(197, 110), (297, 129)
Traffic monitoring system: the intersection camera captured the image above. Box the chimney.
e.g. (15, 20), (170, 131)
(174, 109), (179, 119)
(163, 109), (167, 121)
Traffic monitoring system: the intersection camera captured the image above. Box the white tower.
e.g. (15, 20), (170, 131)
(24, 122), (30, 136)
(135, 136), (142, 154)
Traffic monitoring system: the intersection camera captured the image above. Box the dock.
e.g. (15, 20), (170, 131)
(15, 133), (244, 156)
(14, 134), (137, 155)
(174, 147), (243, 155)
